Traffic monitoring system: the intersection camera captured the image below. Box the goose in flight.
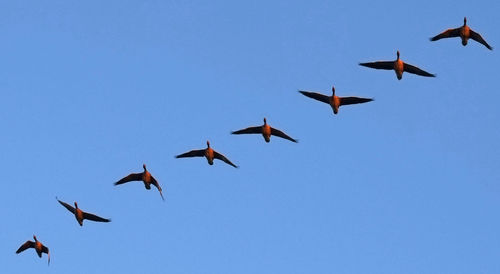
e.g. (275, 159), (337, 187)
(299, 85), (373, 114)
(16, 235), (50, 265)
(57, 198), (111, 226)
(430, 17), (492, 50)
(231, 118), (298, 143)
(359, 51), (436, 80)
(175, 141), (238, 168)
(115, 164), (164, 200)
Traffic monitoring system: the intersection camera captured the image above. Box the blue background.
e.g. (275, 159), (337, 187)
(1, 1), (499, 273)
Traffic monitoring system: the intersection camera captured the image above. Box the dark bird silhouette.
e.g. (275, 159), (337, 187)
(57, 198), (111, 226)
(175, 141), (238, 168)
(114, 164), (164, 201)
(231, 118), (298, 143)
(16, 235), (50, 265)
(359, 51), (436, 80)
(430, 17), (492, 50)
(299, 85), (373, 114)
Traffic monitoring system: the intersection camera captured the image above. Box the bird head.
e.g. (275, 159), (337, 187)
(396, 50), (400, 59)
(33, 235), (37, 241)
(143, 164), (147, 171)
(206, 140), (210, 148)
(331, 85), (336, 96)
(263, 118), (267, 124)
(464, 17), (467, 26)
(74, 202), (78, 209)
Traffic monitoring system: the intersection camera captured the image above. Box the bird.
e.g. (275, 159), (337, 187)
(16, 235), (50, 265)
(175, 141), (238, 168)
(299, 85), (373, 114)
(114, 164), (164, 201)
(231, 118), (298, 143)
(430, 17), (492, 50)
(56, 198), (111, 226)
(359, 51), (436, 80)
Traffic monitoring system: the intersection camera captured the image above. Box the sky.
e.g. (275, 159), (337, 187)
(1, 0), (499, 273)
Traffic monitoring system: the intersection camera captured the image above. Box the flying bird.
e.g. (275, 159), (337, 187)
(231, 118), (298, 143)
(430, 17), (493, 50)
(16, 235), (50, 265)
(57, 198), (111, 226)
(115, 164), (164, 201)
(175, 141), (238, 168)
(299, 85), (373, 114)
(359, 51), (436, 80)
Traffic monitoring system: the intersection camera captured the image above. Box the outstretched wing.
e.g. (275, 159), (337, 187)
(150, 175), (164, 201)
(114, 173), (142, 185)
(57, 198), (76, 214)
(359, 61), (394, 70)
(470, 29), (493, 50)
(298, 90), (330, 104)
(403, 63), (436, 77)
(175, 149), (205, 158)
(231, 126), (262, 135)
(270, 127), (298, 143)
(16, 241), (35, 254)
(82, 211), (111, 223)
(213, 151), (238, 168)
(340, 97), (374, 106)
(430, 28), (460, 41)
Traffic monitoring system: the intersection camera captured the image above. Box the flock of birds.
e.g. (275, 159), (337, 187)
(15, 17), (492, 265)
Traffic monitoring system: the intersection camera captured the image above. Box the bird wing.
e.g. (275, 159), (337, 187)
(82, 211), (111, 223)
(430, 28), (460, 41)
(340, 96), (374, 106)
(470, 29), (493, 50)
(57, 198), (76, 214)
(175, 149), (205, 158)
(150, 175), (165, 201)
(403, 63), (436, 77)
(16, 241), (35, 253)
(231, 126), (262, 135)
(42, 245), (50, 265)
(298, 90), (330, 104)
(213, 151), (238, 168)
(270, 127), (298, 143)
(359, 61), (394, 70)
(114, 173), (143, 185)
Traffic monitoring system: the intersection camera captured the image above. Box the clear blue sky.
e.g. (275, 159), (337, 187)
(1, 1), (499, 273)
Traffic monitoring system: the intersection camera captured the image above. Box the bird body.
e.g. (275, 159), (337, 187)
(76, 207), (84, 225)
(262, 122), (271, 142)
(332, 95), (341, 114)
(142, 170), (153, 189)
(394, 58), (404, 80)
(205, 146), (215, 165)
(460, 24), (471, 46)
